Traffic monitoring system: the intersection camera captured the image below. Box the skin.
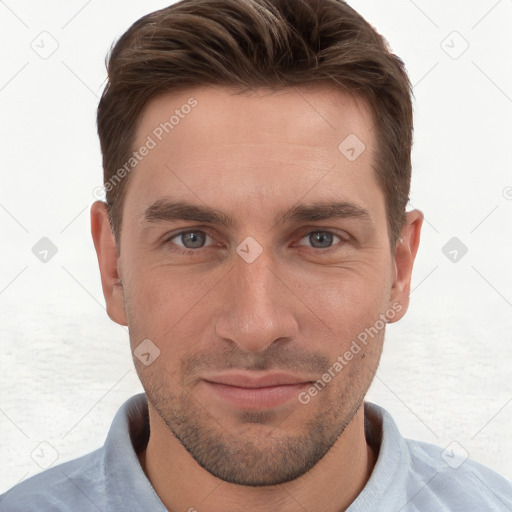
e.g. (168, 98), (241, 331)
(91, 84), (422, 512)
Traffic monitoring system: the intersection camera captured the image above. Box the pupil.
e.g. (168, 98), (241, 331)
(310, 232), (333, 248)
(183, 231), (205, 248)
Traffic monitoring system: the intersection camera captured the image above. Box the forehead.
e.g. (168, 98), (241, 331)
(134, 84), (374, 156)
(124, 84), (383, 230)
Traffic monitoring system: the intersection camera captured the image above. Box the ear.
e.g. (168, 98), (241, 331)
(90, 201), (127, 326)
(387, 209), (423, 323)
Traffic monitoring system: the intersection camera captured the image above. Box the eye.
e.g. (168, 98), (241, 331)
(165, 230), (219, 254)
(297, 230), (346, 250)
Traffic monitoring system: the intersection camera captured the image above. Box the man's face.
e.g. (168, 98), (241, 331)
(93, 85), (419, 485)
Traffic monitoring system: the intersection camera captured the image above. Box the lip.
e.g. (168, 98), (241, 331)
(202, 372), (313, 410)
(203, 371), (312, 389)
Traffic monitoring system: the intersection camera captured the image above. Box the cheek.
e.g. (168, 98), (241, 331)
(131, 260), (209, 313)
(127, 265), (218, 352)
(294, 262), (392, 343)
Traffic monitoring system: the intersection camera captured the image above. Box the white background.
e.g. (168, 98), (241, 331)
(0, 0), (511, 494)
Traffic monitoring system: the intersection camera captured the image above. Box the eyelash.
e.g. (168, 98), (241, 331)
(163, 229), (350, 256)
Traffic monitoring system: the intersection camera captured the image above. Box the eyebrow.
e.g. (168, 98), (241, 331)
(140, 198), (373, 228)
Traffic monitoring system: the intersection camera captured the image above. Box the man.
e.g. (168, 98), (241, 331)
(1, 0), (511, 510)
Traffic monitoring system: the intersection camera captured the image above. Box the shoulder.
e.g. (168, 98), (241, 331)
(404, 438), (512, 510)
(0, 393), (150, 512)
(362, 402), (512, 511)
(0, 448), (106, 512)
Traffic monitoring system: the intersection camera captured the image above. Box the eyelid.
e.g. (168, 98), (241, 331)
(297, 231), (342, 245)
(296, 225), (350, 239)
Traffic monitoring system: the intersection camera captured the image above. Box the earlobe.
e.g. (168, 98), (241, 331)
(90, 201), (128, 326)
(388, 210), (423, 323)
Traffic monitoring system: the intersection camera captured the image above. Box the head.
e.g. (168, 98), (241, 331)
(92, 0), (422, 486)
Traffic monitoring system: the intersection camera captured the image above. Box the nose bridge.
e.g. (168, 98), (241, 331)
(235, 251), (277, 319)
(214, 243), (298, 352)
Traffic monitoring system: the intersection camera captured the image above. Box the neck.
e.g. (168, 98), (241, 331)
(137, 405), (375, 512)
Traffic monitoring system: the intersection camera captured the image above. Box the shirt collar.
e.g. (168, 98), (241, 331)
(103, 393), (167, 512)
(347, 401), (410, 510)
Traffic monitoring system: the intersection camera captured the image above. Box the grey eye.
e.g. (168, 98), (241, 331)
(299, 231), (340, 249)
(174, 231), (209, 249)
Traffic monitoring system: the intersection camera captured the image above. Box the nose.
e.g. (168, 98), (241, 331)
(214, 245), (299, 353)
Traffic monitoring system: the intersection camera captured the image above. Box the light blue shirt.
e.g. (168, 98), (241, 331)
(1, 393), (511, 511)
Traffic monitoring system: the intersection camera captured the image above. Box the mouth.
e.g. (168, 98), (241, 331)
(201, 372), (314, 410)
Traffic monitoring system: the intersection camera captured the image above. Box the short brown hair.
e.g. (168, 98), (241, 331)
(97, 0), (412, 252)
